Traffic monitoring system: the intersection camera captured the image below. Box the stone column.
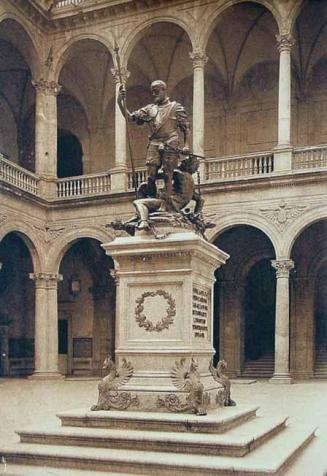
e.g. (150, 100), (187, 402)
(274, 34), (295, 172)
(29, 273), (64, 379)
(190, 49), (208, 180)
(110, 67), (130, 192)
(33, 79), (62, 177)
(270, 259), (294, 383)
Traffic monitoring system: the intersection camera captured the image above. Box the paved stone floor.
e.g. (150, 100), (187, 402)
(0, 377), (326, 475)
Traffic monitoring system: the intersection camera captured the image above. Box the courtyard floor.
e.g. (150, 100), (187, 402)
(0, 377), (326, 476)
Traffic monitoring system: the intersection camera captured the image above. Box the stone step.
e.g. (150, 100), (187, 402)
(17, 415), (287, 458)
(57, 405), (259, 433)
(1, 424), (316, 476)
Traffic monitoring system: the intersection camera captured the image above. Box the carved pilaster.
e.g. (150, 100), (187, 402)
(271, 260), (294, 278)
(189, 48), (208, 69)
(111, 67), (130, 85)
(29, 272), (63, 289)
(32, 78), (62, 96)
(276, 34), (295, 53)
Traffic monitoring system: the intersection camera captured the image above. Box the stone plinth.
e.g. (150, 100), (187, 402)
(102, 229), (229, 412)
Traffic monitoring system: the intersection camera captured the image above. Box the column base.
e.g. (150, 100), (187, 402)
(28, 371), (65, 380)
(269, 373), (293, 384)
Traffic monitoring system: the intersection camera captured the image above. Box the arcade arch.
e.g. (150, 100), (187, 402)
(126, 22), (193, 168)
(0, 19), (36, 171)
(0, 232), (35, 376)
(57, 238), (115, 376)
(57, 38), (115, 174)
(290, 219), (327, 378)
(213, 224), (276, 377)
(292, 1), (327, 148)
(205, 2), (279, 157)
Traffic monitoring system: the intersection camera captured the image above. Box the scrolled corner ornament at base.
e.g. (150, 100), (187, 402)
(209, 358), (236, 407)
(157, 357), (208, 415)
(135, 289), (176, 332)
(91, 356), (139, 411)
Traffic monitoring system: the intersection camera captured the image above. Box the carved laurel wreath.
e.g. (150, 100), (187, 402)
(135, 290), (176, 332)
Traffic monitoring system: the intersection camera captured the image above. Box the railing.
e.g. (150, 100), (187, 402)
(0, 154), (39, 196)
(293, 144), (327, 170)
(54, 0), (84, 8)
(128, 167), (148, 191)
(205, 151), (274, 181)
(57, 172), (111, 198)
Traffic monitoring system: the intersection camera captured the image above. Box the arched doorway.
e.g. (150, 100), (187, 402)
(58, 238), (115, 376)
(57, 129), (83, 178)
(213, 225), (276, 377)
(0, 232), (35, 376)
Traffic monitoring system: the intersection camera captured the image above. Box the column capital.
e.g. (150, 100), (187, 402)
(276, 34), (295, 53)
(29, 272), (63, 288)
(109, 269), (119, 286)
(111, 67), (130, 85)
(189, 48), (208, 69)
(271, 259), (294, 278)
(32, 78), (62, 96)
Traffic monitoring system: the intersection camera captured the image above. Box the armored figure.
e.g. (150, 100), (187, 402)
(133, 155), (203, 231)
(118, 80), (191, 204)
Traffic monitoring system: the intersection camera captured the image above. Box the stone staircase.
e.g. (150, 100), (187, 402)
(0, 405), (316, 475)
(314, 345), (327, 378)
(242, 352), (275, 378)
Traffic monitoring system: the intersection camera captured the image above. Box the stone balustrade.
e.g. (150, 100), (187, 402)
(0, 153), (40, 196)
(57, 172), (111, 198)
(127, 168), (148, 191)
(204, 151), (274, 181)
(293, 144), (327, 170)
(54, 0), (84, 8)
(2, 145), (327, 200)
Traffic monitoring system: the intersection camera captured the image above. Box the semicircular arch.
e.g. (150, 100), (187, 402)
(121, 16), (195, 66)
(201, 0), (282, 52)
(0, 13), (41, 77)
(0, 221), (43, 273)
(286, 207), (327, 258)
(207, 212), (280, 257)
(53, 33), (114, 83)
(48, 226), (115, 274)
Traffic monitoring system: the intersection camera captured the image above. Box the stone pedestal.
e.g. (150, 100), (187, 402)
(102, 229), (229, 412)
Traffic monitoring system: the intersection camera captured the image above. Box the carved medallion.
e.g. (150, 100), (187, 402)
(260, 200), (306, 231)
(135, 290), (176, 332)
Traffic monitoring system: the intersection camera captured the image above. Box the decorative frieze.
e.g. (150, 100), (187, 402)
(260, 200), (306, 231)
(271, 259), (294, 278)
(189, 48), (208, 69)
(33, 224), (66, 243)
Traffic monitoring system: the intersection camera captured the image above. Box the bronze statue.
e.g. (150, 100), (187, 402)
(118, 80), (191, 204)
(133, 155), (203, 231)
